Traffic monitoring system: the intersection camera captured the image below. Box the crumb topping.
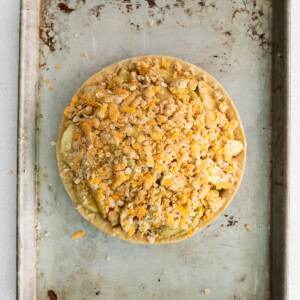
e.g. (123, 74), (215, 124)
(60, 57), (244, 242)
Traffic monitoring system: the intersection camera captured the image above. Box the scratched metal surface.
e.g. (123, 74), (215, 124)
(35, 1), (272, 299)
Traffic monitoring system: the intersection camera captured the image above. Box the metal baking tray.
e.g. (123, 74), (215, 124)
(18, 0), (290, 299)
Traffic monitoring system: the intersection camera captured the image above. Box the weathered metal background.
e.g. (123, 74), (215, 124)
(18, 0), (289, 299)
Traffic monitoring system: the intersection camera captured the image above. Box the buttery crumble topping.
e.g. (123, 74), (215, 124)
(60, 57), (244, 242)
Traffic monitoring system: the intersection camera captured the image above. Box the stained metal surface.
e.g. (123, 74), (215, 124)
(18, 1), (40, 299)
(18, 0), (289, 299)
(270, 1), (290, 299)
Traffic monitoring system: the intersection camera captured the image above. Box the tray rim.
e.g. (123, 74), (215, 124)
(17, 1), (290, 299)
(17, 0), (40, 299)
(270, 0), (291, 299)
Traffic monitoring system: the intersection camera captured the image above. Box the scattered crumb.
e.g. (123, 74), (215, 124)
(35, 221), (41, 231)
(44, 79), (51, 84)
(49, 85), (54, 91)
(74, 33), (79, 37)
(71, 230), (85, 240)
(76, 204), (83, 210)
(245, 224), (251, 231)
(147, 19), (154, 27)
(106, 256), (111, 261)
(6, 169), (13, 175)
(83, 52), (89, 58)
(55, 65), (61, 70)
(50, 141), (56, 146)
(203, 288), (210, 295)
(44, 231), (51, 238)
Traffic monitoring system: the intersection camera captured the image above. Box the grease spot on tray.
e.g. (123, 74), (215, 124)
(221, 214), (240, 227)
(57, 3), (75, 14)
(130, 22), (141, 30)
(88, 4), (105, 19)
(47, 290), (57, 300)
(174, 0), (185, 8)
(231, 0), (271, 50)
(227, 216), (238, 227)
(184, 8), (193, 16)
(122, 0), (134, 13)
(146, 0), (157, 9)
(39, 21), (55, 52)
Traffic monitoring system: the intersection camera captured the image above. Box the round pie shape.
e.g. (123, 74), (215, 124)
(57, 55), (246, 244)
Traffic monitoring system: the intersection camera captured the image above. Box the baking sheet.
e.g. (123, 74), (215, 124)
(18, 0), (289, 299)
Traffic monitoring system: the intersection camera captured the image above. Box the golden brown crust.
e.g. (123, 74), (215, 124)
(56, 55), (246, 244)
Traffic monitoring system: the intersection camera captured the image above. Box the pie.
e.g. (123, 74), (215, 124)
(57, 55), (246, 243)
